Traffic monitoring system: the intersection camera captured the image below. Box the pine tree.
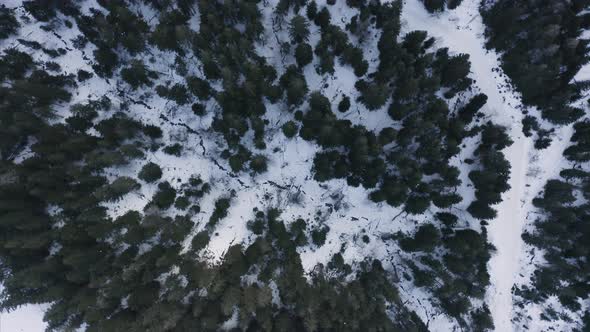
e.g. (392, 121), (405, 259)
(94, 177), (140, 201)
(0, 6), (19, 40)
(138, 162), (163, 183)
(282, 121), (299, 138)
(120, 60), (157, 89)
(295, 43), (313, 67)
(151, 182), (177, 209)
(338, 95), (351, 112)
(289, 15), (310, 43)
(250, 155), (268, 173)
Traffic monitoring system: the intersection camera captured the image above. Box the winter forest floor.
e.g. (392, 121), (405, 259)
(0, 0), (587, 331)
(403, 0), (578, 330)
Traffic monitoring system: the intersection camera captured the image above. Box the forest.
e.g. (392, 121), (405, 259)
(482, 0), (590, 328)
(0, 0), (588, 331)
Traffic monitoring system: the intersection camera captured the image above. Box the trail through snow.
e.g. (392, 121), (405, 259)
(0, 1), (579, 331)
(402, 1), (575, 331)
(402, 0), (528, 330)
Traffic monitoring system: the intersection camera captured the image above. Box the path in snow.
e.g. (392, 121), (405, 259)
(0, 1), (577, 331)
(402, 1), (543, 330)
(402, 1), (578, 330)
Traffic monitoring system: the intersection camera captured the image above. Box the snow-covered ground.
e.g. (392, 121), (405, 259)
(402, 1), (579, 331)
(401, 1), (528, 328)
(0, 305), (48, 332)
(0, 0), (586, 331)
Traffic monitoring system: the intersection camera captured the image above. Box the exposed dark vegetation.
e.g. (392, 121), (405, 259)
(467, 123), (513, 220)
(517, 121), (590, 327)
(482, 2), (590, 327)
(0, 5), (19, 40)
(0, 0), (547, 330)
(397, 212), (495, 329)
(420, 0), (463, 12)
(301, 2), (508, 226)
(138, 162), (163, 183)
(482, 0), (590, 125)
(0, 1), (433, 330)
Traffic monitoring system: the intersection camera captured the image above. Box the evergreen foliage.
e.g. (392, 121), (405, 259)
(338, 95), (351, 112)
(208, 197), (231, 228)
(186, 76), (212, 99)
(250, 155), (268, 174)
(420, 0), (463, 13)
(0, 6), (19, 39)
(518, 120), (590, 322)
(121, 60), (158, 89)
(156, 84), (190, 105)
(295, 42), (314, 67)
(150, 182), (177, 209)
(289, 15), (310, 43)
(467, 123), (512, 220)
(482, 1), (590, 124)
(0, 1), (533, 330)
(138, 162), (163, 183)
(282, 121), (298, 138)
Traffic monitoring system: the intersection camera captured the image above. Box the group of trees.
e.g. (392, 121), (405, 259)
(398, 212), (494, 329)
(185, 0), (287, 174)
(75, 2), (150, 77)
(518, 120), (590, 328)
(287, 2), (501, 326)
(0, 5), (19, 39)
(482, 0), (590, 125)
(467, 123), (513, 220)
(311, 12), (369, 76)
(420, 0), (463, 13)
(0, 2), (431, 330)
(237, 209), (428, 331)
(297, 4), (485, 219)
(482, 2), (590, 327)
(0, 44), (177, 332)
(0, 49), (75, 161)
(76, 0), (274, 176)
(0, 0), (531, 330)
(0, 70), (429, 330)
